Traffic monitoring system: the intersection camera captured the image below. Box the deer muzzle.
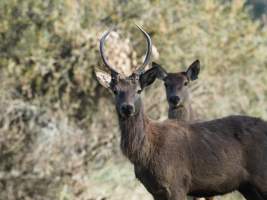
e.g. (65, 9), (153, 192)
(120, 103), (135, 117)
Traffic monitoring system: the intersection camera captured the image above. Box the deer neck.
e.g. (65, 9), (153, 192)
(168, 101), (192, 121)
(118, 101), (152, 165)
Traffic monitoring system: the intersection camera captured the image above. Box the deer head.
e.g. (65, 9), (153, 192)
(151, 60), (200, 109)
(95, 25), (159, 118)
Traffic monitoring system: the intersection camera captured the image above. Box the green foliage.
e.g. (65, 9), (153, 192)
(1, 0), (267, 123)
(0, 0), (102, 124)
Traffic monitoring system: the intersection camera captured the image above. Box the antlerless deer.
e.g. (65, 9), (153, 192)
(95, 25), (267, 200)
(151, 61), (214, 200)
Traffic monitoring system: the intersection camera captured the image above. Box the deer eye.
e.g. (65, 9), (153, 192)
(113, 89), (118, 95)
(164, 83), (168, 88)
(184, 81), (188, 86)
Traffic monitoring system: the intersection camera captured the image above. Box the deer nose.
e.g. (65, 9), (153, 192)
(169, 96), (180, 105)
(120, 103), (135, 117)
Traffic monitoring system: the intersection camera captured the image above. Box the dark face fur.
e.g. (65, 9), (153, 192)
(151, 60), (200, 108)
(96, 25), (154, 118)
(95, 69), (159, 118)
(164, 73), (190, 108)
(111, 74), (142, 118)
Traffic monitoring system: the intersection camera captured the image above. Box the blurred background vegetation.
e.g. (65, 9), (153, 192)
(0, 0), (267, 199)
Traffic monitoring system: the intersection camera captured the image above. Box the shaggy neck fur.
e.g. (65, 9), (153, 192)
(118, 101), (152, 165)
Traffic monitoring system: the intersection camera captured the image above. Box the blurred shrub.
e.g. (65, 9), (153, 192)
(0, 0), (99, 125)
(1, 0), (267, 122)
(0, 97), (118, 200)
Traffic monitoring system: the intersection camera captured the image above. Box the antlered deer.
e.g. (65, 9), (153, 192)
(151, 61), (214, 200)
(95, 25), (267, 200)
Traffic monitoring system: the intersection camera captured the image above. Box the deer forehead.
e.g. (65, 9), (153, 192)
(165, 73), (187, 85)
(114, 77), (140, 90)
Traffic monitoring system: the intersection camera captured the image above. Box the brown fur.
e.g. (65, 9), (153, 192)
(151, 60), (200, 121)
(164, 72), (195, 121)
(125, 102), (267, 200)
(96, 71), (267, 200)
(161, 66), (214, 200)
(96, 27), (267, 200)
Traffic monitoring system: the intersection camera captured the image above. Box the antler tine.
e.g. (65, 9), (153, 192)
(135, 24), (152, 74)
(99, 27), (118, 76)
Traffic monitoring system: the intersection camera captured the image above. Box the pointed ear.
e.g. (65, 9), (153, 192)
(186, 60), (200, 81)
(94, 68), (112, 89)
(151, 62), (168, 80)
(140, 63), (167, 89)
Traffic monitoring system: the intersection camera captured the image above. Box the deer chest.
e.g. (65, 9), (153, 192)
(134, 165), (171, 198)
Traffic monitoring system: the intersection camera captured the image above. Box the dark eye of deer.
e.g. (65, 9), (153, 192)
(184, 81), (188, 86)
(113, 89), (118, 95)
(137, 89), (142, 94)
(164, 83), (168, 88)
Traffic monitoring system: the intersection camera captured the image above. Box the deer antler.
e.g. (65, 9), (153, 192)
(99, 27), (119, 77)
(100, 25), (152, 76)
(135, 24), (152, 75)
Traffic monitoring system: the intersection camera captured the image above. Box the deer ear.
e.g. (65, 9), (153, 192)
(95, 68), (112, 89)
(186, 60), (200, 81)
(140, 63), (168, 89)
(140, 64), (164, 89)
(151, 62), (168, 80)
